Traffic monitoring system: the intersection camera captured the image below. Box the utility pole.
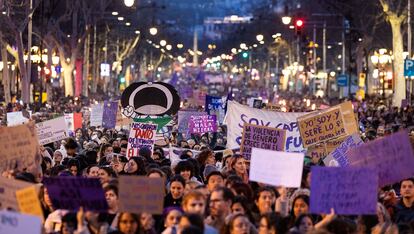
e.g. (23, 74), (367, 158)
(27, 0), (33, 103)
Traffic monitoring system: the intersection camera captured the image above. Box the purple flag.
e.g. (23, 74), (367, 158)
(347, 130), (414, 186)
(310, 166), (377, 215)
(43, 177), (108, 211)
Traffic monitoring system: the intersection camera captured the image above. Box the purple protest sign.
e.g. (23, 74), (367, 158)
(189, 115), (217, 134)
(177, 111), (207, 133)
(326, 134), (363, 166)
(347, 130), (414, 186)
(310, 166), (377, 215)
(240, 124), (287, 160)
(102, 101), (119, 129)
(42, 177), (108, 211)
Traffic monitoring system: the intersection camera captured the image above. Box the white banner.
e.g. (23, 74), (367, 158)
(7, 112), (29, 126)
(90, 103), (104, 127)
(224, 101), (305, 152)
(36, 117), (69, 145)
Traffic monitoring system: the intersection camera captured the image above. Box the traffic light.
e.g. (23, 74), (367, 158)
(242, 52), (249, 59)
(295, 18), (304, 35)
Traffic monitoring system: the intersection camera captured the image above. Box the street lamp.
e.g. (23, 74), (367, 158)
(282, 16), (292, 25)
(124, 0), (135, 7)
(166, 45), (172, 51)
(371, 49), (392, 98)
(256, 34), (264, 42)
(149, 27), (158, 35)
(160, 40), (167, 47)
(177, 44), (183, 49)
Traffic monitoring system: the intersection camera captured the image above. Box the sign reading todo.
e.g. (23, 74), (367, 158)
(240, 124), (287, 160)
(119, 176), (165, 214)
(35, 117), (69, 145)
(42, 177), (108, 211)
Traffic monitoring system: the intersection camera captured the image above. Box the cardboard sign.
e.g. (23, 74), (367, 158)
(310, 166), (377, 215)
(102, 101), (118, 129)
(298, 106), (347, 148)
(0, 177), (34, 211)
(7, 112), (29, 126)
(347, 130), (414, 186)
(64, 113), (82, 132)
(118, 176), (165, 214)
(189, 115), (217, 134)
(249, 148), (304, 188)
(35, 117), (69, 145)
(323, 134), (364, 167)
(240, 124), (287, 160)
(121, 82), (181, 117)
(177, 111), (207, 133)
(0, 122), (40, 171)
(0, 210), (42, 234)
(90, 103), (104, 127)
(306, 144), (327, 161)
(42, 177), (108, 211)
(127, 123), (157, 158)
(325, 137), (346, 154)
(16, 186), (43, 220)
(225, 101), (305, 152)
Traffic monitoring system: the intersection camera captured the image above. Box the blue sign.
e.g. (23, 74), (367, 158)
(404, 59), (414, 77)
(337, 74), (348, 87)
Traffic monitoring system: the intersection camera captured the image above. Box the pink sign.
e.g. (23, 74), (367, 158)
(189, 115), (217, 134)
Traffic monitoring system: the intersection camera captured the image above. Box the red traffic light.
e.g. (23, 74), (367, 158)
(295, 19), (304, 27)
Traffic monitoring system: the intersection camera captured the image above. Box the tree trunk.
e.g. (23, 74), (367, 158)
(1, 38), (11, 103)
(390, 19), (405, 107)
(62, 61), (74, 97)
(46, 45), (53, 103)
(16, 32), (30, 103)
(83, 26), (90, 97)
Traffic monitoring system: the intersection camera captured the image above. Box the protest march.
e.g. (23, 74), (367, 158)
(0, 81), (414, 234)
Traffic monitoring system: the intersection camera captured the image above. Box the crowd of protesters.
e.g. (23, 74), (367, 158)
(0, 92), (414, 234)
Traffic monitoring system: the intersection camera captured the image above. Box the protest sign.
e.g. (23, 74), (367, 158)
(119, 176), (165, 214)
(90, 103), (104, 127)
(310, 166), (377, 215)
(323, 134), (364, 167)
(249, 148), (304, 187)
(225, 101), (305, 152)
(240, 124), (286, 160)
(121, 82), (181, 117)
(35, 117), (69, 145)
(325, 137), (346, 154)
(347, 130), (414, 186)
(127, 123), (157, 158)
(0, 177), (34, 211)
(189, 115), (217, 134)
(0, 122), (40, 171)
(116, 111), (133, 128)
(205, 95), (226, 123)
(64, 113), (82, 132)
(0, 210), (42, 234)
(102, 101), (118, 129)
(42, 177), (108, 211)
(298, 106), (346, 148)
(306, 143), (327, 162)
(7, 112), (29, 126)
(178, 111), (207, 133)
(15, 186), (43, 220)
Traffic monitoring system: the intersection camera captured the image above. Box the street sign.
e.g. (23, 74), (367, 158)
(404, 59), (414, 77)
(337, 74), (348, 87)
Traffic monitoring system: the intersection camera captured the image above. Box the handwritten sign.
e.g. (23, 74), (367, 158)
(347, 130), (414, 186)
(310, 166), (377, 215)
(240, 124), (287, 160)
(42, 177), (108, 211)
(323, 134), (364, 167)
(298, 107), (346, 148)
(189, 115), (217, 134)
(119, 176), (165, 214)
(0, 177), (34, 211)
(6, 112), (29, 126)
(205, 95), (226, 123)
(102, 101), (118, 129)
(0, 122), (40, 171)
(16, 186), (43, 220)
(0, 210), (42, 234)
(306, 144), (327, 162)
(90, 103), (104, 127)
(35, 117), (69, 145)
(177, 111), (207, 133)
(64, 113), (82, 132)
(127, 123), (157, 158)
(249, 148), (304, 188)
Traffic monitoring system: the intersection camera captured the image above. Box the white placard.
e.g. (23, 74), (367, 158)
(35, 117), (69, 145)
(7, 112), (29, 126)
(0, 210), (42, 234)
(64, 113), (74, 132)
(249, 148), (304, 188)
(90, 103), (104, 127)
